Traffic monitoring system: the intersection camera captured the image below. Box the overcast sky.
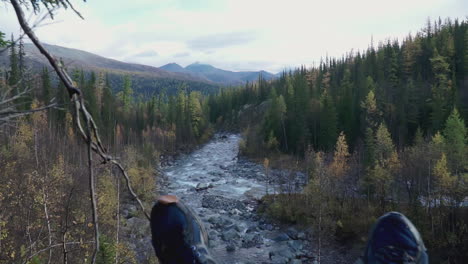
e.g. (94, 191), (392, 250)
(1, 0), (467, 73)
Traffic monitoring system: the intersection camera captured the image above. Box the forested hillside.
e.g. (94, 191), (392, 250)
(210, 18), (468, 153)
(161, 62), (277, 85)
(207, 18), (468, 262)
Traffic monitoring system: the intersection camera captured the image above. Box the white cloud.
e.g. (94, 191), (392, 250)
(0, 0), (466, 73)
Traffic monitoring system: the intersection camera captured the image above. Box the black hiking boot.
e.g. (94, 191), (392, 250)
(150, 195), (217, 264)
(359, 212), (428, 264)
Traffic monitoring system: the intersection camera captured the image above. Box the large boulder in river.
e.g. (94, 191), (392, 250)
(226, 243), (236, 252)
(241, 233), (263, 248)
(222, 229), (240, 241)
(287, 240), (304, 252)
(208, 215), (233, 229)
(286, 227), (299, 240)
(273, 233), (290, 242)
(269, 247), (296, 263)
(196, 182), (213, 191)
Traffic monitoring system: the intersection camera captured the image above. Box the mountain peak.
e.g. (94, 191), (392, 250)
(160, 62), (186, 72)
(186, 61), (212, 67)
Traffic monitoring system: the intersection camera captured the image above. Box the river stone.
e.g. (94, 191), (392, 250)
(196, 182), (213, 191)
(222, 229), (240, 241)
(273, 233), (290, 242)
(271, 257), (288, 264)
(270, 249), (294, 263)
(226, 244), (236, 252)
(225, 223), (238, 231)
(208, 215), (233, 228)
(208, 230), (218, 238)
(287, 240), (303, 252)
(230, 208), (242, 216)
(277, 248), (295, 260)
(286, 227), (299, 240)
(235, 225), (244, 232)
(220, 217), (233, 227)
(297, 232), (307, 240)
(246, 225), (258, 233)
(241, 233), (263, 248)
(208, 216), (219, 225)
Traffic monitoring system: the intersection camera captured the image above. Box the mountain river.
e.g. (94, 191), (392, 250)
(158, 134), (312, 264)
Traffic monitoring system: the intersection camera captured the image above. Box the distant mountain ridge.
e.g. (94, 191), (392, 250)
(0, 43), (223, 95)
(16, 43), (207, 82)
(0, 43), (277, 94)
(161, 62), (277, 85)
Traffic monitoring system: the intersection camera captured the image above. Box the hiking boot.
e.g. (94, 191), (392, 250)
(362, 212), (428, 264)
(150, 195), (217, 264)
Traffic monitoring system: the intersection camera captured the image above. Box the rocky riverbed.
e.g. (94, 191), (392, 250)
(158, 134), (315, 264)
(122, 133), (355, 264)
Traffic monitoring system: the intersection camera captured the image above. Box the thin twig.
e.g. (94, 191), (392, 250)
(22, 241), (94, 264)
(0, 102), (57, 117)
(0, 88), (30, 106)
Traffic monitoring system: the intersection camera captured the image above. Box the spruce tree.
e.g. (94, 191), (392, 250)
(319, 90), (338, 151)
(443, 108), (466, 173)
(430, 49), (452, 132)
(41, 67), (51, 103)
(8, 35), (19, 87)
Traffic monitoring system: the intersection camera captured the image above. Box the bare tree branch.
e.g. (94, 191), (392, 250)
(0, 86), (31, 106)
(0, 102), (57, 126)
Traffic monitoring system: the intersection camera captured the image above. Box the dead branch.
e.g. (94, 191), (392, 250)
(0, 102), (58, 127)
(0, 83), (30, 104)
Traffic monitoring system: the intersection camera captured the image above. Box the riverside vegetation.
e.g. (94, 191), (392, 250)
(0, 15), (467, 264)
